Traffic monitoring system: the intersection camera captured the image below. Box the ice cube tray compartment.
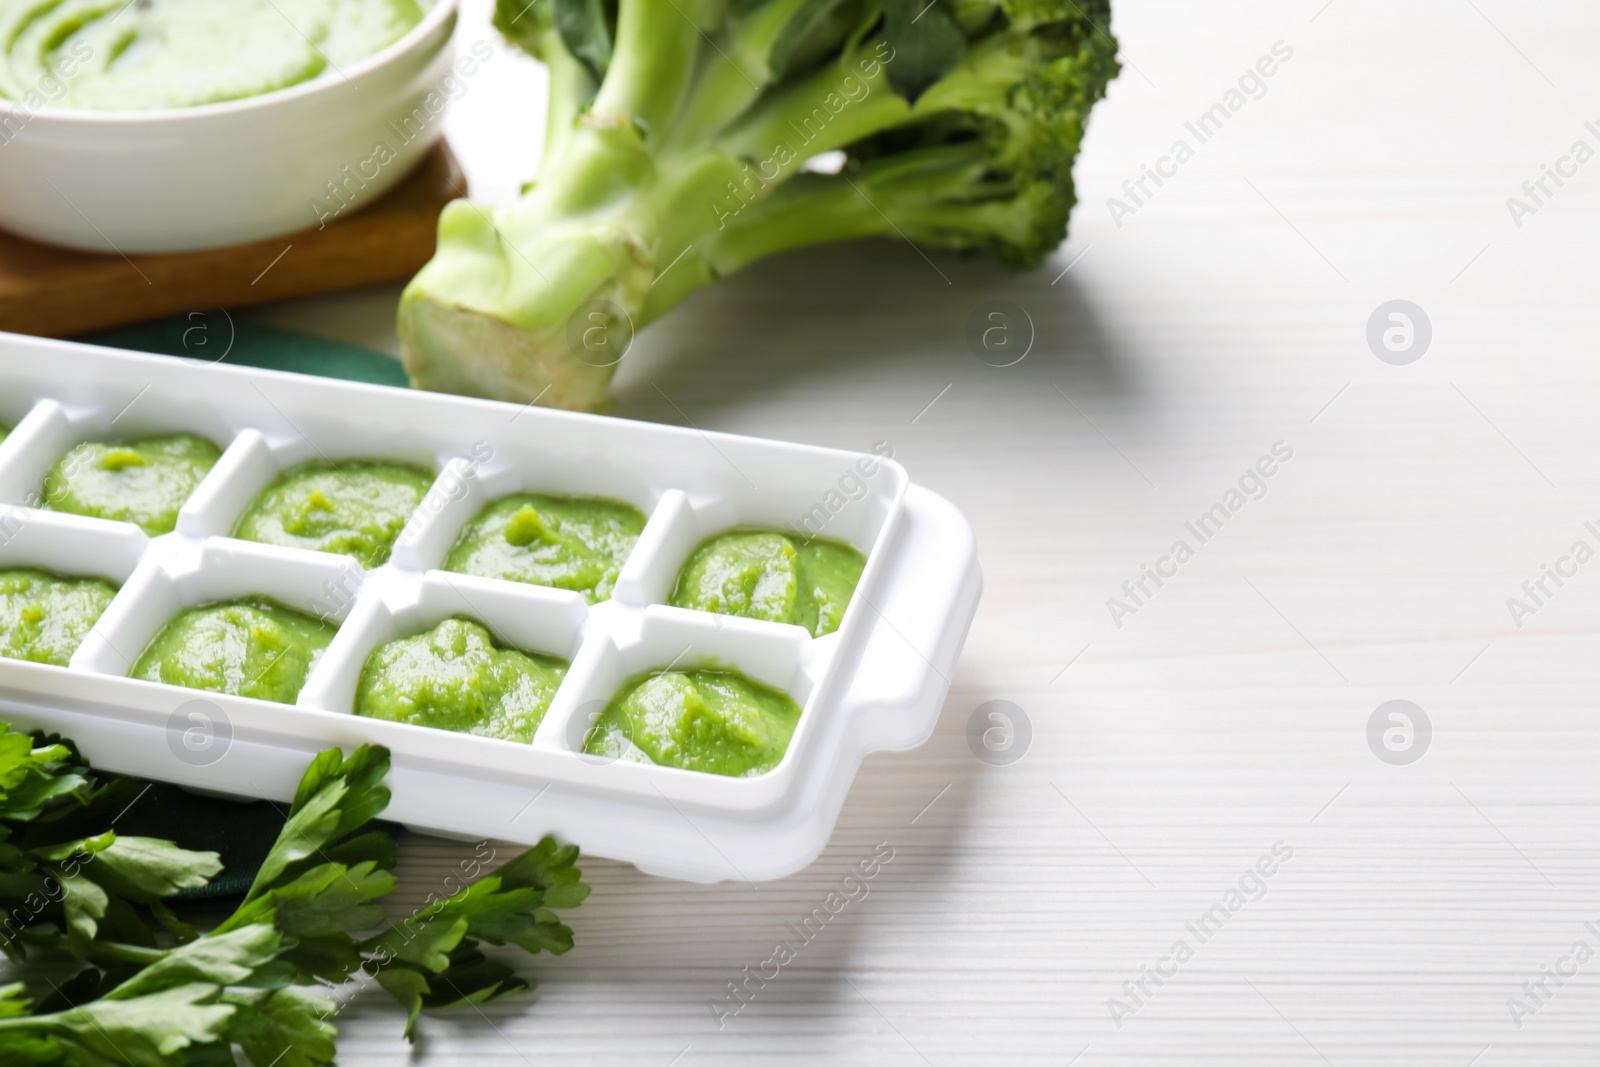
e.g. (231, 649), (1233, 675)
(0, 394), (240, 519)
(74, 539), (364, 679)
(545, 607), (818, 766)
(0, 337), (982, 882)
(300, 570), (588, 725)
(181, 428), (443, 541)
(386, 436), (669, 577)
(0, 508), (146, 586)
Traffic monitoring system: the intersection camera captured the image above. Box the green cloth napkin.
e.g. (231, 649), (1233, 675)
(73, 316), (410, 900)
(80, 317), (410, 388)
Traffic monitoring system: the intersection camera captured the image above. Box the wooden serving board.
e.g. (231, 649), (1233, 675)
(0, 142), (464, 339)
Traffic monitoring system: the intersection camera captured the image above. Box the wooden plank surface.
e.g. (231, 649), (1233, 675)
(17, 0), (1600, 1064)
(0, 143), (463, 338)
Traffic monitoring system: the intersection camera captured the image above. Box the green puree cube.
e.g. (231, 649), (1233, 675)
(0, 569), (117, 667)
(232, 461), (434, 568)
(43, 434), (222, 536)
(131, 599), (335, 705)
(669, 530), (866, 637)
(673, 532), (799, 623)
(354, 618), (568, 743)
(584, 669), (801, 777)
(444, 493), (647, 604)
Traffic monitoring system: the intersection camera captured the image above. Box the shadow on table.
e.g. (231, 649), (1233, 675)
(612, 237), (1140, 422)
(489, 715), (983, 1049)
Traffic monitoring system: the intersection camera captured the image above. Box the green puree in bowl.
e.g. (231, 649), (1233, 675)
(670, 531), (865, 638)
(584, 669), (801, 777)
(444, 493), (647, 604)
(0, 569), (116, 667)
(355, 618), (567, 743)
(132, 598), (335, 704)
(44, 435), (221, 536)
(233, 461), (432, 568)
(0, 0), (426, 111)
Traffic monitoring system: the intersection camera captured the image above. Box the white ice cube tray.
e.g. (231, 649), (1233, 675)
(0, 334), (981, 883)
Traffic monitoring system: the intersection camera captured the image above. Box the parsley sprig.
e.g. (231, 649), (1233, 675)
(0, 726), (588, 1065)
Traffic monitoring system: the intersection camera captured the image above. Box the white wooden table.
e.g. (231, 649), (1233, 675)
(249, 0), (1600, 1062)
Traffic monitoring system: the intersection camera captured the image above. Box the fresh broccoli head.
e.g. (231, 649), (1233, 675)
(399, 0), (1119, 410)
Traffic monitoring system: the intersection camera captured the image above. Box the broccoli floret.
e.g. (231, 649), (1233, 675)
(398, 0), (1119, 409)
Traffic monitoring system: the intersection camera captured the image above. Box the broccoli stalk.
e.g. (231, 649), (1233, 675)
(398, 0), (1118, 410)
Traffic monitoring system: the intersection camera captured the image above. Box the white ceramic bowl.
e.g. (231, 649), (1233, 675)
(0, 1), (458, 254)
